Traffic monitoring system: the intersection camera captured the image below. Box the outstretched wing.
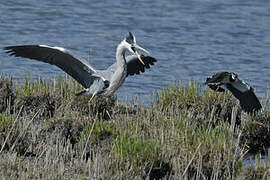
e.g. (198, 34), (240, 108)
(4, 45), (98, 89)
(238, 90), (262, 114)
(205, 72), (262, 113)
(226, 84), (262, 114)
(106, 55), (157, 79)
(125, 55), (157, 76)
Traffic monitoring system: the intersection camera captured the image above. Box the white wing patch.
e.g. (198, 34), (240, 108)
(39, 45), (67, 53)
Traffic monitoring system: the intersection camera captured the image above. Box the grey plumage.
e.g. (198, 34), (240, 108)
(3, 32), (157, 99)
(205, 72), (262, 114)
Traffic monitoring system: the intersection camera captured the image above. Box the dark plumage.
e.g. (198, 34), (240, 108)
(126, 55), (157, 76)
(205, 72), (262, 114)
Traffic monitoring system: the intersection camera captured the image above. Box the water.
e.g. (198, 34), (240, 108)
(1, 0), (270, 104)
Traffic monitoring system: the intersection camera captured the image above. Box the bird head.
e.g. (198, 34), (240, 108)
(205, 72), (239, 92)
(205, 72), (238, 86)
(229, 72), (238, 82)
(124, 32), (150, 65)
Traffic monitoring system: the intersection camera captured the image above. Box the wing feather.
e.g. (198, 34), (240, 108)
(238, 90), (262, 114)
(126, 55), (156, 76)
(4, 45), (98, 88)
(205, 72), (262, 113)
(227, 84), (262, 113)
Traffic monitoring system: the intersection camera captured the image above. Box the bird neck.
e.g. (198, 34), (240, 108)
(116, 41), (127, 68)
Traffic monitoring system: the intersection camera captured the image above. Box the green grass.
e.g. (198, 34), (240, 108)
(112, 136), (162, 172)
(0, 113), (15, 131)
(0, 75), (269, 179)
(80, 121), (117, 142)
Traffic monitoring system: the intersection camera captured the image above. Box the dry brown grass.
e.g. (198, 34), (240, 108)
(0, 76), (269, 179)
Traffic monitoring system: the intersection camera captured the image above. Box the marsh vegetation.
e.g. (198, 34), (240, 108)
(0, 76), (269, 179)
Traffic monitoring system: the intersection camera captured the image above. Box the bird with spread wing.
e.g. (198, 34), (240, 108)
(205, 72), (262, 114)
(3, 32), (157, 100)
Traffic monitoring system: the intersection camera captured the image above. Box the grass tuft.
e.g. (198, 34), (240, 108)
(0, 76), (270, 179)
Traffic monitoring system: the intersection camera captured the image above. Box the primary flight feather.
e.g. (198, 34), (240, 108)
(4, 32), (157, 99)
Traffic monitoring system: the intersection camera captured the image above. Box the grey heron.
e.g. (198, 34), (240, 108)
(3, 32), (157, 100)
(205, 72), (262, 114)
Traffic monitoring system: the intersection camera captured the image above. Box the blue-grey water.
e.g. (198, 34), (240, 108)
(1, 0), (270, 104)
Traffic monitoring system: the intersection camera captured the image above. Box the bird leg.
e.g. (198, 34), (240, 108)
(89, 94), (95, 102)
(87, 93), (97, 113)
(89, 90), (99, 102)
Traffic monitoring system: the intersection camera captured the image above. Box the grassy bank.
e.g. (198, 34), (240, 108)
(0, 76), (270, 179)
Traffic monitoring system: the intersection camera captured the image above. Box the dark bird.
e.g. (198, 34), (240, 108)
(205, 72), (262, 114)
(3, 32), (157, 100)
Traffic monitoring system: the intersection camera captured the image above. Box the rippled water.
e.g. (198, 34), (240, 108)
(1, 0), (270, 103)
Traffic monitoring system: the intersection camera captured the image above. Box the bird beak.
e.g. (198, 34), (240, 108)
(205, 77), (222, 86)
(134, 44), (150, 54)
(134, 51), (145, 65)
(133, 44), (150, 65)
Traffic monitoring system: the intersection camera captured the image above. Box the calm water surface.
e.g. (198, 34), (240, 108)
(1, 0), (270, 103)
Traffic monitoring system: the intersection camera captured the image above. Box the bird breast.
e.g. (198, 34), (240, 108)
(105, 65), (127, 96)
